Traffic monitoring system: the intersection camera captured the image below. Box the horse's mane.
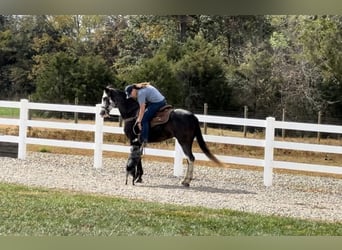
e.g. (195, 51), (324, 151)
(108, 88), (139, 118)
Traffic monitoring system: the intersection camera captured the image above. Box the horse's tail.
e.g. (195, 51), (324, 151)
(195, 118), (223, 166)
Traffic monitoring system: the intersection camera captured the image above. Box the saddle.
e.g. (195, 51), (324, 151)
(150, 105), (173, 128)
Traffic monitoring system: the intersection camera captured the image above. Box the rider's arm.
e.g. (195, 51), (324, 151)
(137, 103), (146, 123)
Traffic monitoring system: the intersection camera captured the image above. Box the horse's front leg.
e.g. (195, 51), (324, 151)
(181, 159), (194, 187)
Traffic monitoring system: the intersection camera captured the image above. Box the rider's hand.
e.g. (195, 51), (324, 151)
(137, 122), (142, 130)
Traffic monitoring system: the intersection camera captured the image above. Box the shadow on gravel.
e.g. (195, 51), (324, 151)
(140, 184), (256, 195)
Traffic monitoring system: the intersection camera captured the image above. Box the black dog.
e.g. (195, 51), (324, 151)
(125, 144), (143, 185)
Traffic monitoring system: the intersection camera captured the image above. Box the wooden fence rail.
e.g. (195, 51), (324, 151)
(0, 99), (341, 186)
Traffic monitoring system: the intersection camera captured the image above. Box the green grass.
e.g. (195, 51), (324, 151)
(0, 183), (341, 236)
(38, 147), (52, 153)
(0, 107), (19, 118)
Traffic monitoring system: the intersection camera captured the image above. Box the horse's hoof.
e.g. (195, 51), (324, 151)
(135, 178), (143, 183)
(181, 181), (190, 187)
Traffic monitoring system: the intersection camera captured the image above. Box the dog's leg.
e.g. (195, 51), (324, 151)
(135, 159), (143, 183)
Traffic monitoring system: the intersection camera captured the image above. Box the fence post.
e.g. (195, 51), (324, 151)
(203, 103), (208, 134)
(94, 104), (103, 169)
(18, 99), (29, 160)
(317, 111), (322, 143)
(282, 108), (286, 140)
(74, 96), (79, 124)
(243, 105), (248, 137)
(263, 117), (275, 186)
(173, 139), (183, 177)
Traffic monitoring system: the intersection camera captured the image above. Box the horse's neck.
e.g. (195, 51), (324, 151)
(109, 90), (138, 119)
(117, 101), (139, 120)
(119, 108), (138, 120)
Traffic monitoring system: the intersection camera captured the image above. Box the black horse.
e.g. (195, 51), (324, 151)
(100, 86), (222, 187)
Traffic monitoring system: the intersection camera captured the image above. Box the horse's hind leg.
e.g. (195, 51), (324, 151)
(182, 146), (195, 187)
(178, 142), (195, 187)
(181, 158), (194, 187)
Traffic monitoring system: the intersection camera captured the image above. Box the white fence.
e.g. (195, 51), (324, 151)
(0, 99), (341, 186)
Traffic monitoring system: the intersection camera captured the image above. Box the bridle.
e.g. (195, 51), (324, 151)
(101, 92), (115, 118)
(101, 105), (111, 118)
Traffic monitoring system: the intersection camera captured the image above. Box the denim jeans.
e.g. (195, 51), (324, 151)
(141, 99), (166, 143)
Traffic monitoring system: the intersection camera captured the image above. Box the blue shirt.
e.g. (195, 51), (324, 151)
(137, 86), (165, 105)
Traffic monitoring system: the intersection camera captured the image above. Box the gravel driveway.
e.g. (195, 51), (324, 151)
(0, 152), (341, 222)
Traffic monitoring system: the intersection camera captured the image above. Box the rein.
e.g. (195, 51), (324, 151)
(123, 116), (137, 123)
(123, 115), (141, 137)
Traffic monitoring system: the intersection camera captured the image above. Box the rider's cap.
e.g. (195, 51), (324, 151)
(125, 85), (134, 99)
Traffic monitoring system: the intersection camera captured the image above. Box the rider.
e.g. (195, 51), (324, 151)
(125, 82), (166, 147)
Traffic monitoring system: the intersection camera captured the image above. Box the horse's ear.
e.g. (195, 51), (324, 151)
(104, 86), (111, 93)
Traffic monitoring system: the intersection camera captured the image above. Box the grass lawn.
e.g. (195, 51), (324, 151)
(0, 107), (19, 118)
(0, 183), (341, 236)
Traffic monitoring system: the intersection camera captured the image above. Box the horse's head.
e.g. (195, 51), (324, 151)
(100, 85), (140, 119)
(100, 86), (121, 118)
(100, 87), (113, 118)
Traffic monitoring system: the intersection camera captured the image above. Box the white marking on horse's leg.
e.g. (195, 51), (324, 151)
(188, 160), (194, 181)
(181, 158), (192, 187)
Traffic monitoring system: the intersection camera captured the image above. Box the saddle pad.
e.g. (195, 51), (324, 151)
(150, 105), (173, 127)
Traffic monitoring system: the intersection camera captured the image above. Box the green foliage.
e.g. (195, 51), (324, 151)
(38, 147), (51, 153)
(298, 16), (342, 117)
(32, 52), (75, 103)
(1, 15), (342, 122)
(72, 55), (117, 104)
(0, 107), (19, 118)
(118, 32), (231, 110)
(118, 53), (182, 106)
(232, 42), (276, 116)
(174, 34), (231, 110)
(270, 31), (288, 49)
(32, 52), (115, 105)
(0, 183), (341, 236)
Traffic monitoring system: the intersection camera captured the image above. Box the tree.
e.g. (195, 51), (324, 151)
(174, 34), (231, 111)
(1, 15), (342, 124)
(0, 15), (35, 99)
(268, 16), (328, 121)
(114, 15), (180, 73)
(32, 52), (116, 105)
(117, 52), (182, 106)
(298, 16), (342, 118)
(72, 55), (117, 105)
(232, 41), (276, 117)
(0, 16), (15, 99)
